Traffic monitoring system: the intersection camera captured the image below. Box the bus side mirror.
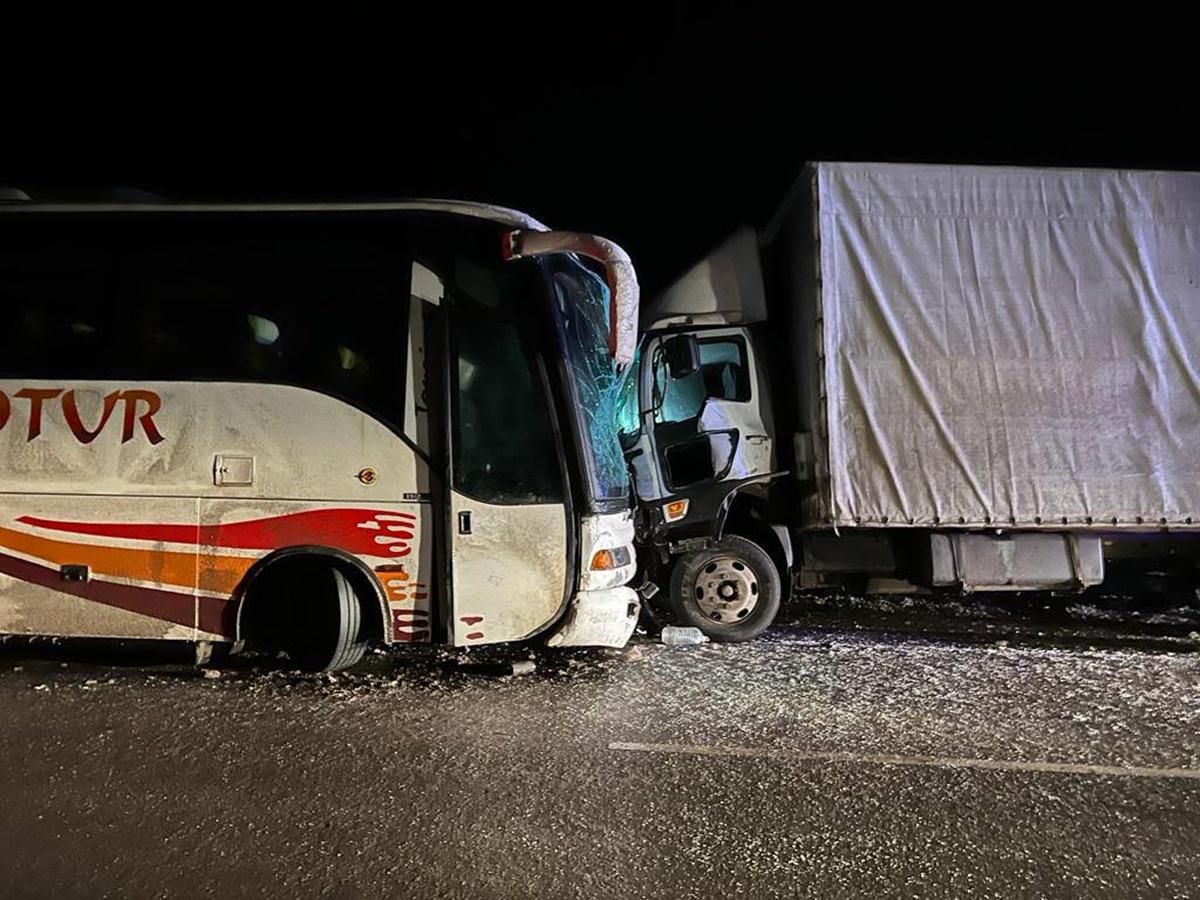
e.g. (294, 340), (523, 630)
(663, 335), (701, 380)
(502, 229), (640, 368)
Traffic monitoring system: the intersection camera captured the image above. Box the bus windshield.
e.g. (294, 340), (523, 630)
(547, 258), (630, 508)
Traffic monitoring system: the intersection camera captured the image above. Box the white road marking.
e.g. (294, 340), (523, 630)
(607, 742), (1200, 781)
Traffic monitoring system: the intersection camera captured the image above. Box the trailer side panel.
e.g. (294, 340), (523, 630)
(816, 162), (1200, 528)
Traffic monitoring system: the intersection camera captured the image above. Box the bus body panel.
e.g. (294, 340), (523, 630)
(0, 493), (201, 640)
(0, 380), (423, 498)
(0, 379), (436, 643)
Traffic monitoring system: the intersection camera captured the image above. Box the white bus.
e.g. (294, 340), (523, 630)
(0, 198), (641, 670)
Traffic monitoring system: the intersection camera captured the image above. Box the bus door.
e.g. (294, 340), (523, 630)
(432, 266), (571, 647)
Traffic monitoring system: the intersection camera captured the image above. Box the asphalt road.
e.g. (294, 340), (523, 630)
(2, 613), (1200, 899)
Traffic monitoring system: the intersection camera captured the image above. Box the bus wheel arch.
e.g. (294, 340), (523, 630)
(234, 547), (388, 671)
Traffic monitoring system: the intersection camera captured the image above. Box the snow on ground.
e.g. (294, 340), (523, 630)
(4, 601), (1200, 898)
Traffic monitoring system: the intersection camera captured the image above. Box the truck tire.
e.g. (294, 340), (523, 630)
(668, 535), (781, 642)
(284, 566), (369, 672)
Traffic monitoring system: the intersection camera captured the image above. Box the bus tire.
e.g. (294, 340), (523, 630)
(668, 535), (781, 642)
(284, 566), (369, 672)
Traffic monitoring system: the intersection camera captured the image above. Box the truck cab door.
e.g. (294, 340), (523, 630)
(643, 328), (772, 501)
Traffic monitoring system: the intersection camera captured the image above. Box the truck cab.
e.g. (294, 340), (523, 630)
(619, 228), (790, 641)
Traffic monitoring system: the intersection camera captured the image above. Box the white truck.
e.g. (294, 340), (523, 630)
(621, 162), (1200, 640)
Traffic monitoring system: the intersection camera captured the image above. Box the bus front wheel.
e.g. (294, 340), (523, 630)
(245, 559), (372, 672)
(284, 566), (369, 672)
(668, 535), (781, 642)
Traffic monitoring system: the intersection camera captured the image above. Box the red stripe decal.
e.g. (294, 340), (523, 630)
(17, 508), (418, 558)
(17, 518), (202, 545)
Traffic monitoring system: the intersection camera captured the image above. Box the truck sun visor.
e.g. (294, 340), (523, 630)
(503, 230), (639, 368)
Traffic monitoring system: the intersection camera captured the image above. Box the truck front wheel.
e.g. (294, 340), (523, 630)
(668, 535), (781, 642)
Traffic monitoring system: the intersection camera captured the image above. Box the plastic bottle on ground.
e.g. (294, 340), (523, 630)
(660, 626), (709, 646)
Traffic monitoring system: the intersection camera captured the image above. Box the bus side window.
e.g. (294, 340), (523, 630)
(1, 215), (413, 433)
(129, 246), (408, 428)
(0, 271), (115, 379)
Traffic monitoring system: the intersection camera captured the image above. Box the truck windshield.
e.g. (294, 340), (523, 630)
(547, 258), (630, 508)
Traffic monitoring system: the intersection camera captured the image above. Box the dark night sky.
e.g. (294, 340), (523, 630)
(6, 8), (1196, 293)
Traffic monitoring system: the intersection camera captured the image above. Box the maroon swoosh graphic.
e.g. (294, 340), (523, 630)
(0, 549), (235, 636)
(17, 508), (417, 558)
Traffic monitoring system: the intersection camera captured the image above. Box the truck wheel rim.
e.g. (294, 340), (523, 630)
(693, 555), (759, 624)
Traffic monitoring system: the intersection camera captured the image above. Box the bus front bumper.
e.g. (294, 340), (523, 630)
(546, 510), (639, 648)
(545, 586), (639, 648)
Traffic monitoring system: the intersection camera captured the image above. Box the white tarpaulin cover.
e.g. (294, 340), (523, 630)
(815, 162), (1200, 528)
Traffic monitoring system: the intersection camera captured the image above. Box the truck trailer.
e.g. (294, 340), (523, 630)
(621, 162), (1200, 640)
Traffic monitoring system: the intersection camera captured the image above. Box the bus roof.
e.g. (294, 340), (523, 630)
(0, 198), (550, 232)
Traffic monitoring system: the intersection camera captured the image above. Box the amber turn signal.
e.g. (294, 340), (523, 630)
(590, 549), (616, 570)
(663, 499), (689, 522)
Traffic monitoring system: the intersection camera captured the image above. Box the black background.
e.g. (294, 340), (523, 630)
(6, 5), (1196, 293)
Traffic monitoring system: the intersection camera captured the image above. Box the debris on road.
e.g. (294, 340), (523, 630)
(453, 658), (538, 678)
(4, 620), (1200, 898)
(660, 626), (709, 646)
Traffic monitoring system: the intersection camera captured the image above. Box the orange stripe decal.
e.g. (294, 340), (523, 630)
(0, 524), (252, 595)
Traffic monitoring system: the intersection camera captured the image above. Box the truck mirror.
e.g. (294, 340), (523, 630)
(663, 335), (700, 380)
